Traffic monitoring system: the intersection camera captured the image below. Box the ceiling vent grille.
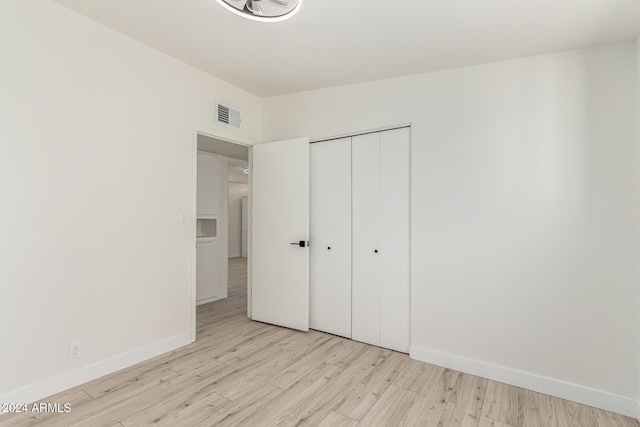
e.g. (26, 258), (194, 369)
(217, 103), (242, 129)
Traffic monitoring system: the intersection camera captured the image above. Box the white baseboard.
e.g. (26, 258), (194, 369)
(196, 296), (220, 305)
(0, 332), (191, 407)
(196, 291), (228, 305)
(410, 345), (639, 420)
(228, 252), (241, 258)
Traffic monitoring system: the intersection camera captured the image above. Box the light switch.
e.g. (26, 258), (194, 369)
(179, 211), (188, 224)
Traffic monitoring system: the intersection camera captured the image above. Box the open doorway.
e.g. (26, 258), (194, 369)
(195, 132), (249, 336)
(225, 160), (249, 315)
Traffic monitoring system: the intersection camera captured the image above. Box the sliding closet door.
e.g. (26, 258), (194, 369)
(310, 138), (352, 338)
(380, 128), (411, 353)
(351, 132), (381, 347)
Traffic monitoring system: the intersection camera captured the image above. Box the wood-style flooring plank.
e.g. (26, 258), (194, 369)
(214, 326), (297, 366)
(478, 415), (517, 427)
(119, 387), (230, 426)
(74, 363), (232, 426)
(236, 363), (343, 427)
(356, 384), (416, 426)
(438, 372), (487, 427)
(278, 346), (388, 426)
(215, 333), (329, 401)
(593, 407), (640, 427)
(554, 397), (598, 427)
(82, 354), (181, 399)
(192, 382), (283, 427)
(482, 380), (520, 426)
(266, 335), (348, 389)
(2, 258), (638, 427)
(150, 392), (231, 427)
(0, 388), (93, 427)
(335, 351), (409, 421)
(404, 366), (460, 426)
(393, 359), (438, 393)
(324, 339), (376, 369)
(519, 388), (558, 427)
(315, 411), (359, 427)
(42, 367), (181, 427)
(168, 323), (289, 374)
(460, 374), (488, 427)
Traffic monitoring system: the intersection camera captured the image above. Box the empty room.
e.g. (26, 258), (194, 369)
(1, 1), (639, 426)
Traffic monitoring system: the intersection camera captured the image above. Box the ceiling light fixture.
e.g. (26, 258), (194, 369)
(216, 0), (301, 22)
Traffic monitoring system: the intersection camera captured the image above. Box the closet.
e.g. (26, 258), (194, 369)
(310, 127), (410, 353)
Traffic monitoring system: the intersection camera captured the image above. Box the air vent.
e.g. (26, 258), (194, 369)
(217, 103), (242, 130)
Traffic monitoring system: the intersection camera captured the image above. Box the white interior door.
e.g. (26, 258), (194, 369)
(310, 138), (352, 338)
(351, 132), (382, 346)
(251, 137), (310, 331)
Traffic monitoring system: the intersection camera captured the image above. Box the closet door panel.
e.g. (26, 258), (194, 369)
(380, 128), (411, 353)
(310, 138), (352, 338)
(351, 133), (381, 347)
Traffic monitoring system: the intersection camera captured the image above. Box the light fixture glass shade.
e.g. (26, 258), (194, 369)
(216, 0), (301, 22)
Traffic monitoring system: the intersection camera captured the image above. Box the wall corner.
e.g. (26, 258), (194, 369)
(636, 35), (640, 419)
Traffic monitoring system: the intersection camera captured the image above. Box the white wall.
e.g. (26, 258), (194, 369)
(0, 0), (260, 402)
(228, 182), (248, 257)
(263, 41), (640, 416)
(637, 36), (640, 419)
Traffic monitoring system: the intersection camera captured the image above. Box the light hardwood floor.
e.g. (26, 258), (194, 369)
(1, 257), (637, 426)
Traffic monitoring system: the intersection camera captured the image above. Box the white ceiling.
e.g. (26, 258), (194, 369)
(55, 0), (640, 97)
(228, 163), (249, 184)
(197, 134), (249, 160)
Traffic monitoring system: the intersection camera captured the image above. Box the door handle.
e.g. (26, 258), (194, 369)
(290, 241), (309, 248)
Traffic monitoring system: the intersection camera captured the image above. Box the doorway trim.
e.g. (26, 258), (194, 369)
(192, 127), (253, 343)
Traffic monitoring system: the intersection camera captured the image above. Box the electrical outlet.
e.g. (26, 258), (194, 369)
(70, 340), (81, 359)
